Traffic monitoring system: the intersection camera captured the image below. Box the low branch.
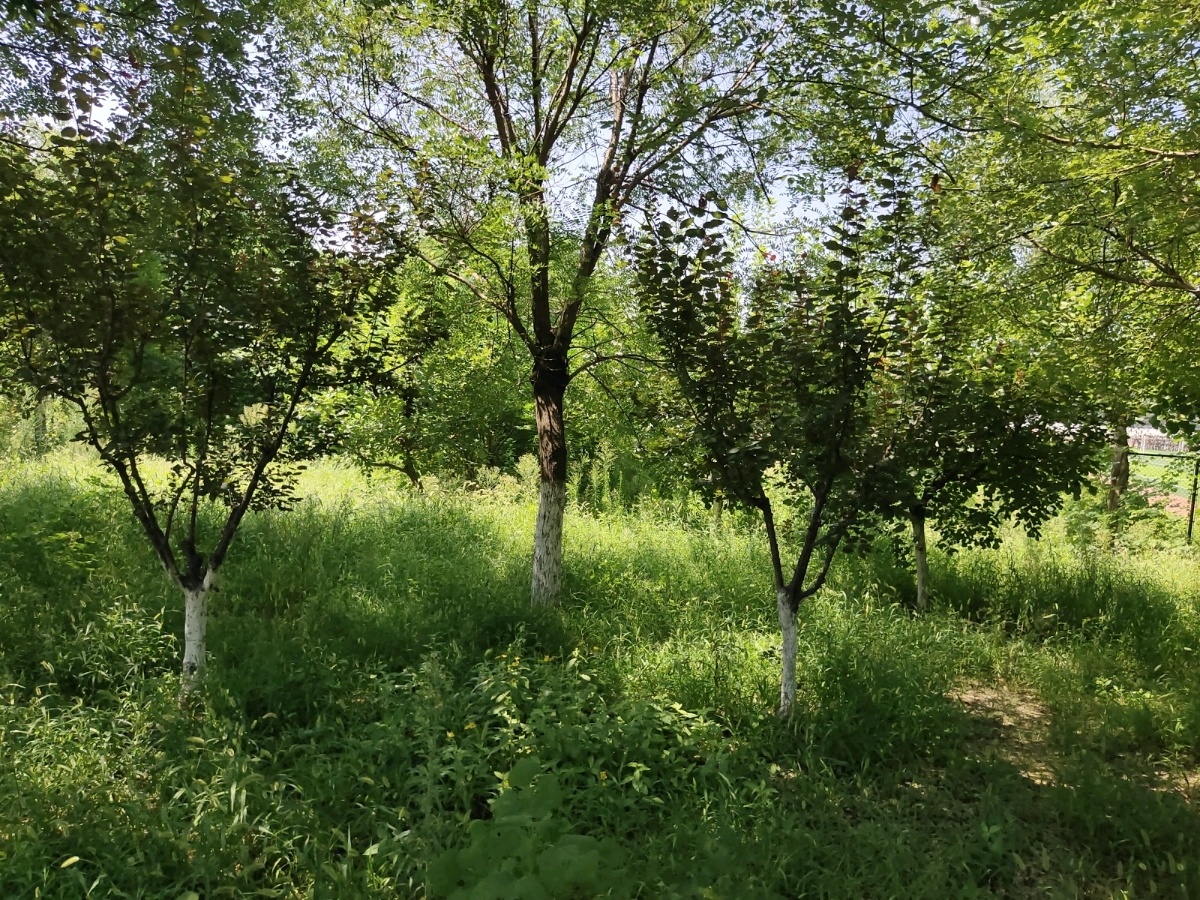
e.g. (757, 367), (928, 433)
(567, 351), (664, 382)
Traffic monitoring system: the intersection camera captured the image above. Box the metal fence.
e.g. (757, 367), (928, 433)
(1126, 450), (1200, 543)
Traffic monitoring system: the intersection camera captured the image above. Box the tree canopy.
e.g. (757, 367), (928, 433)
(0, 0), (1194, 696)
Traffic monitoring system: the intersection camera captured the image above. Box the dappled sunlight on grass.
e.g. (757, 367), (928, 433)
(3, 455), (1200, 896)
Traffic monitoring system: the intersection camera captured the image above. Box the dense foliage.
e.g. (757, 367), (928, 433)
(2, 0), (1199, 894)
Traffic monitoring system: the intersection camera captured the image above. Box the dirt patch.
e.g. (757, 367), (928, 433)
(953, 684), (1047, 730)
(951, 683), (1200, 803)
(1148, 766), (1200, 803)
(951, 683), (1057, 784)
(1148, 492), (1193, 517)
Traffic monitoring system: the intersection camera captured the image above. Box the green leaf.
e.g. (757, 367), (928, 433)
(506, 756), (541, 791)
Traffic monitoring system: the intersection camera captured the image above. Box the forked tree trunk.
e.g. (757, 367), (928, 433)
(777, 587), (798, 718)
(531, 356), (568, 606)
(181, 568), (217, 693)
(1107, 423), (1130, 513)
(911, 508), (930, 612)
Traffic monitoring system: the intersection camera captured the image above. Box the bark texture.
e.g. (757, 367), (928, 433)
(31, 399), (47, 454)
(1107, 423), (1130, 512)
(777, 588), (798, 718)
(911, 508), (930, 611)
(531, 355), (568, 606)
(180, 569), (216, 693)
(532, 479), (566, 606)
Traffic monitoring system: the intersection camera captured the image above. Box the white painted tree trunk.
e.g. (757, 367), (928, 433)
(531, 479), (566, 606)
(181, 569), (216, 693)
(911, 510), (930, 612)
(777, 588), (798, 717)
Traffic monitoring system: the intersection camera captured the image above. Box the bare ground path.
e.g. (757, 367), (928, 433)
(952, 682), (1199, 803)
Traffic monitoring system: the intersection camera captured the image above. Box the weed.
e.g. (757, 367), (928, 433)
(2, 453), (1200, 896)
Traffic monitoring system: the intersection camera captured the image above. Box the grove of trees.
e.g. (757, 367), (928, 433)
(2, 0), (1198, 709)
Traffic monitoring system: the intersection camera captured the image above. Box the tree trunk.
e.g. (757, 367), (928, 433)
(531, 355), (568, 606)
(180, 569), (216, 693)
(777, 588), (798, 717)
(711, 495), (724, 531)
(31, 398), (47, 455)
(402, 448), (423, 492)
(401, 386), (423, 490)
(1107, 422), (1130, 513)
(911, 508), (930, 612)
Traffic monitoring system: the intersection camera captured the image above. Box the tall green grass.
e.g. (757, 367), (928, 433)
(2, 450), (1200, 897)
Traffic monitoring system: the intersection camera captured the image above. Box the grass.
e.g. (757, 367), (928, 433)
(2, 450), (1200, 897)
(1129, 453), (1197, 501)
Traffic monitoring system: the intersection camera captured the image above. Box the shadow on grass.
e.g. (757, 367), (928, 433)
(0, 471), (565, 702)
(0, 473), (180, 700)
(4, 470), (1200, 896)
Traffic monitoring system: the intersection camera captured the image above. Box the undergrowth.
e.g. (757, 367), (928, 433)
(2, 451), (1200, 897)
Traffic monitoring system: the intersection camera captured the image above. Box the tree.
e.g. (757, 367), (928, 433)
(0, 3), (402, 689)
(637, 184), (914, 716)
(986, 0), (1199, 304)
(292, 0), (782, 604)
(845, 173), (1106, 609)
(0, 132), (400, 689)
(870, 319), (1104, 609)
(870, 0), (1200, 456)
(769, 0), (1199, 477)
